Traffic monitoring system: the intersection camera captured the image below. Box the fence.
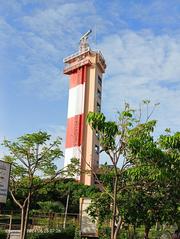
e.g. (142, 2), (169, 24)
(0, 211), (79, 232)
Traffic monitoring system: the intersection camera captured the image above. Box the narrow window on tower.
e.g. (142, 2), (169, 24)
(97, 89), (101, 99)
(97, 102), (101, 112)
(98, 76), (102, 86)
(95, 145), (99, 154)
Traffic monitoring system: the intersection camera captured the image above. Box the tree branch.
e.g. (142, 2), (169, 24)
(10, 190), (23, 209)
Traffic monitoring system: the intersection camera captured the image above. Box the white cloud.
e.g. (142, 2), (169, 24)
(1, 0), (180, 138)
(0, 0), (22, 17)
(108, 0), (180, 30)
(0, 18), (18, 49)
(0, 1), (112, 100)
(22, 2), (96, 41)
(0, 17), (68, 99)
(46, 124), (66, 169)
(99, 30), (180, 133)
(22, 63), (68, 99)
(131, 0), (180, 26)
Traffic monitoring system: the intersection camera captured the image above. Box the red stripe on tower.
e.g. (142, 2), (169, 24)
(65, 114), (84, 148)
(64, 66), (87, 170)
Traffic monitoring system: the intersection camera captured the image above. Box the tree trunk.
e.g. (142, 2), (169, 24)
(133, 225), (136, 239)
(114, 216), (122, 239)
(22, 195), (31, 239)
(144, 227), (150, 239)
(20, 208), (25, 239)
(111, 172), (118, 239)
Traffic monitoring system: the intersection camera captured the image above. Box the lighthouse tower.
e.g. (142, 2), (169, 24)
(64, 31), (106, 185)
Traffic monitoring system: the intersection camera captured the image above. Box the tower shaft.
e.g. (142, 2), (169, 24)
(64, 49), (106, 185)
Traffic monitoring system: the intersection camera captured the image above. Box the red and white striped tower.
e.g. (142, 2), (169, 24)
(64, 31), (106, 185)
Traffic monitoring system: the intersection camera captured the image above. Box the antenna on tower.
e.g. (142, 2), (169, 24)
(95, 24), (97, 50)
(79, 29), (92, 53)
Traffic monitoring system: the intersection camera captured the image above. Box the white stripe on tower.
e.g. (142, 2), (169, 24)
(64, 67), (86, 174)
(67, 84), (85, 118)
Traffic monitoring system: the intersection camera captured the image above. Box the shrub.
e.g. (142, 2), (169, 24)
(27, 225), (75, 239)
(98, 226), (110, 239)
(0, 229), (7, 239)
(74, 227), (81, 239)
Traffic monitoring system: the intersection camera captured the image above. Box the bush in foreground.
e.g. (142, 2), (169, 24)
(0, 230), (7, 239)
(27, 226), (75, 239)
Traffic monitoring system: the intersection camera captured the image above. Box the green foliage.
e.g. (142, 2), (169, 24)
(2, 131), (64, 200)
(0, 230), (7, 239)
(87, 192), (112, 224)
(40, 179), (98, 213)
(3, 131), (63, 178)
(4, 178), (98, 214)
(59, 158), (80, 179)
(2, 131), (65, 239)
(73, 226), (81, 239)
(98, 226), (111, 239)
(27, 226), (75, 239)
(37, 201), (64, 213)
(158, 131), (180, 226)
(127, 120), (163, 164)
(87, 102), (179, 239)
(159, 132), (180, 149)
(87, 112), (118, 151)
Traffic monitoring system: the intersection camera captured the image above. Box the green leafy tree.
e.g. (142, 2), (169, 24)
(127, 129), (180, 236)
(87, 101), (180, 239)
(120, 180), (166, 237)
(37, 201), (64, 213)
(2, 131), (78, 239)
(158, 131), (180, 229)
(125, 118), (165, 238)
(38, 179), (98, 213)
(87, 102), (162, 239)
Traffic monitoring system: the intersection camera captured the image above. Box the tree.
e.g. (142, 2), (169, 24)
(87, 102), (180, 239)
(158, 131), (180, 229)
(2, 131), (78, 239)
(37, 178), (98, 214)
(87, 102), (162, 239)
(37, 200), (64, 213)
(127, 129), (180, 236)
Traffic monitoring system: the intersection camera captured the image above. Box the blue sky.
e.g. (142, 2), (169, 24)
(1, 0), (180, 165)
